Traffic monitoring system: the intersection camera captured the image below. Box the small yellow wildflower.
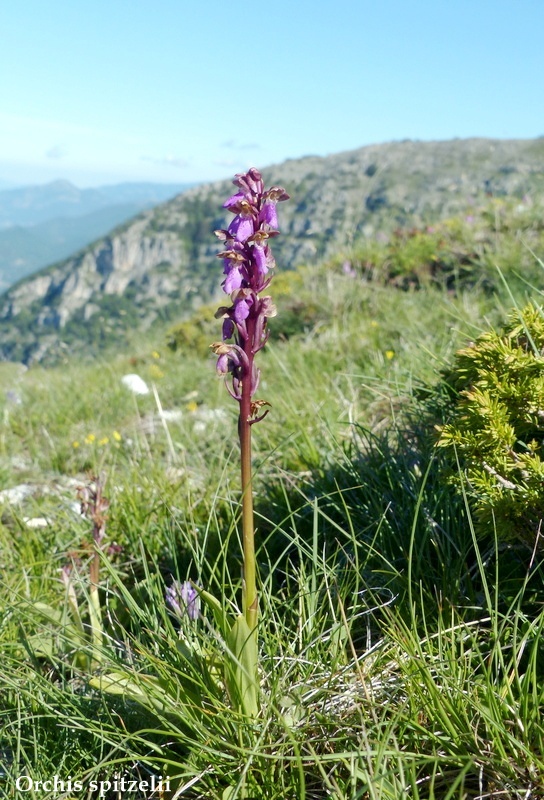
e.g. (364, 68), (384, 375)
(385, 349), (395, 360)
(186, 400), (198, 413)
(72, 441), (80, 449)
(98, 436), (109, 446)
(149, 364), (164, 379)
(151, 350), (161, 359)
(370, 320), (379, 328)
(84, 433), (96, 444)
(112, 430), (122, 442)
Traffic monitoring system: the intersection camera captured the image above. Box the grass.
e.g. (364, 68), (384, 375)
(0, 200), (543, 798)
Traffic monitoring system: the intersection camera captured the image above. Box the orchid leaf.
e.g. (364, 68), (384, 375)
(90, 671), (170, 714)
(225, 614), (258, 718)
(194, 587), (231, 638)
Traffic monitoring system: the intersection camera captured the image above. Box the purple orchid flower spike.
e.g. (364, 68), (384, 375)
(210, 169), (289, 636)
(212, 168), (289, 416)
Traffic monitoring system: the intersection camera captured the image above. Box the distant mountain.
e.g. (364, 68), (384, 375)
(0, 180), (192, 290)
(0, 204), (152, 291)
(0, 180), (190, 228)
(1, 138), (544, 364)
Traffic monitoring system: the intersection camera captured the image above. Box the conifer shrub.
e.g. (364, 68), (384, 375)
(437, 302), (544, 550)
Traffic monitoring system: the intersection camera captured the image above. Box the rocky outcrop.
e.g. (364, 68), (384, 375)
(0, 216), (181, 325)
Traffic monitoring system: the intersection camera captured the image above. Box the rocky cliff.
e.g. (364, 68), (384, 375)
(2, 137), (544, 363)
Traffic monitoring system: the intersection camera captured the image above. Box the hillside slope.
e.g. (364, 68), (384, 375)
(1, 138), (543, 363)
(0, 204), (159, 292)
(0, 181), (191, 291)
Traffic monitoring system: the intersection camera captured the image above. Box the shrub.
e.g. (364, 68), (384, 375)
(166, 303), (217, 356)
(437, 302), (544, 550)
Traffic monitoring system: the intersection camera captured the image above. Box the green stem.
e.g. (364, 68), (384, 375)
(89, 549), (103, 666)
(240, 343), (257, 632)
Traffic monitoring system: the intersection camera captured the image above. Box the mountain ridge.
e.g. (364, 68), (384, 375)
(1, 137), (544, 364)
(0, 180), (194, 292)
(0, 179), (191, 228)
(0, 203), (167, 292)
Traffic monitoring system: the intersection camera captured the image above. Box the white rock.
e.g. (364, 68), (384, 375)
(0, 484), (35, 504)
(23, 517), (50, 529)
(160, 409), (183, 422)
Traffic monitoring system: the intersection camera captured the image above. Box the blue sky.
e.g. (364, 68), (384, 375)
(0, 0), (542, 187)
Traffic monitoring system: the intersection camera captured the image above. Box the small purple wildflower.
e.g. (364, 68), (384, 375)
(342, 260), (356, 278)
(166, 580), (200, 621)
(211, 168), (289, 416)
(5, 390), (22, 405)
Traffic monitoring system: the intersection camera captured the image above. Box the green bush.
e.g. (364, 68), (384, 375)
(167, 269), (328, 354)
(437, 302), (544, 550)
(166, 303), (217, 356)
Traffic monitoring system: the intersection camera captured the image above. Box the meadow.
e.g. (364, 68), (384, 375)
(0, 196), (543, 799)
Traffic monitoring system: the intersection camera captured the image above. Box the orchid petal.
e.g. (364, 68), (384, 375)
(228, 215), (255, 242)
(216, 354), (230, 374)
(253, 245), (268, 276)
(223, 192), (245, 209)
(260, 202), (278, 228)
(234, 299), (251, 324)
(222, 318), (235, 340)
(223, 267), (243, 293)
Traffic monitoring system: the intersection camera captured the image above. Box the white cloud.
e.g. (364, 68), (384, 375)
(212, 158), (241, 168)
(220, 140), (260, 151)
(45, 144), (67, 159)
(141, 154), (190, 169)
